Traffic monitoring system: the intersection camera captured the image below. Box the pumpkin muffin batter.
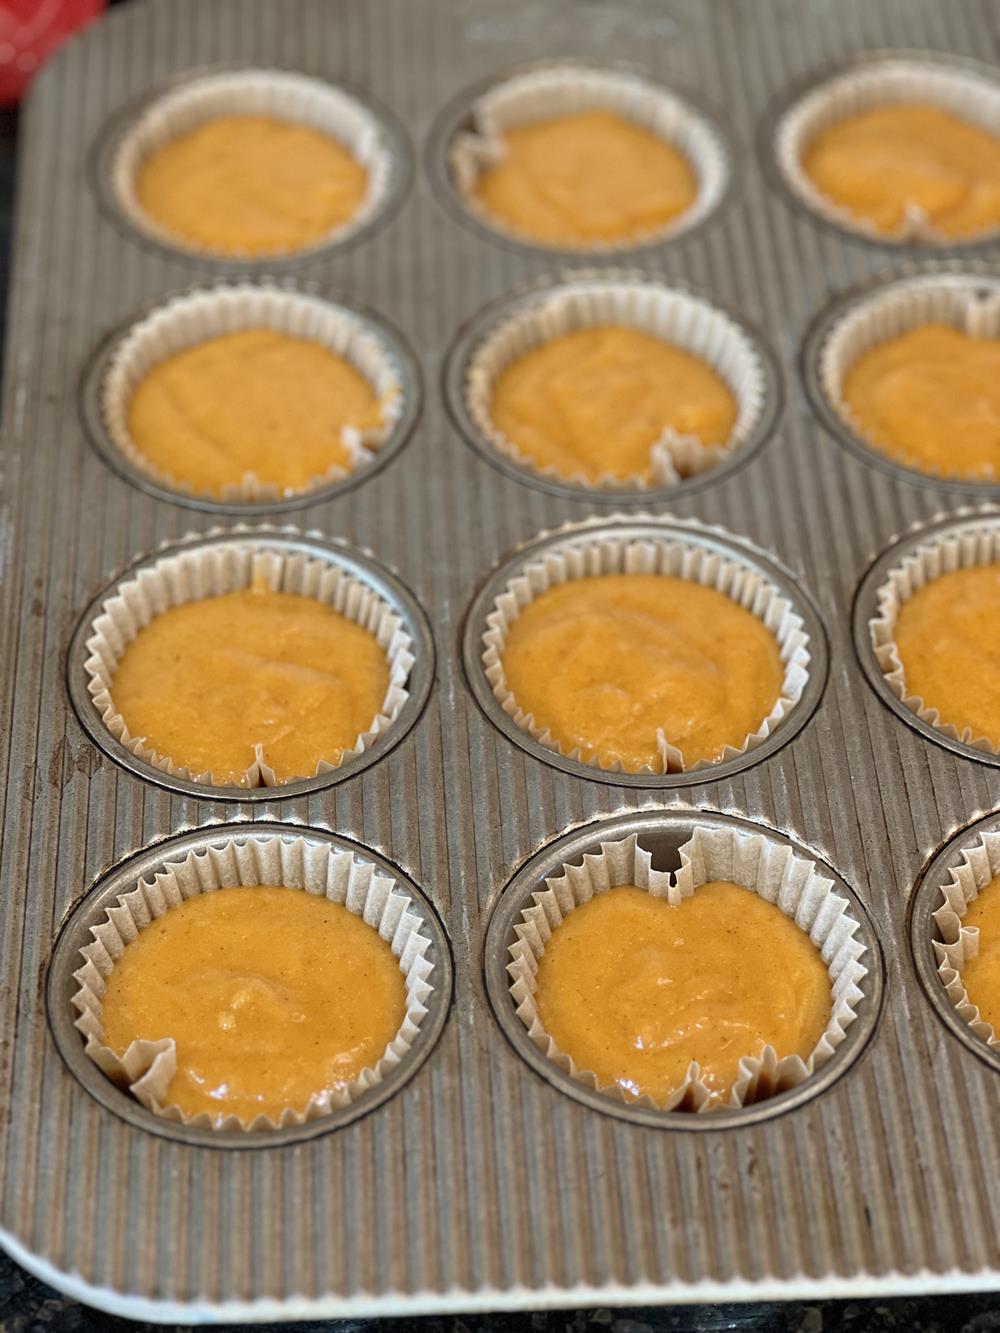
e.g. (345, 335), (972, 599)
(126, 328), (385, 498)
(109, 581), (390, 785)
(135, 115), (368, 255)
(801, 103), (1000, 238)
(842, 324), (1000, 480)
(892, 563), (1000, 745)
(500, 574), (784, 770)
(489, 326), (737, 483)
(959, 873), (1000, 1035)
(473, 109), (697, 245)
(100, 886), (406, 1122)
(534, 882), (831, 1102)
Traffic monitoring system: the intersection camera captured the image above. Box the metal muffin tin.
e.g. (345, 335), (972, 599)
(5, 0), (1000, 1320)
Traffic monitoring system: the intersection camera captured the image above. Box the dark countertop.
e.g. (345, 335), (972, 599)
(0, 14), (998, 1333)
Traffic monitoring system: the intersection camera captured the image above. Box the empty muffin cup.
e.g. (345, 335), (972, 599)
(93, 285), (412, 505)
(480, 522), (811, 776)
(71, 829), (437, 1132)
(82, 538), (415, 789)
(460, 276), (771, 491)
(507, 823), (868, 1113)
(108, 68), (401, 259)
(773, 56), (1000, 245)
(447, 63), (730, 252)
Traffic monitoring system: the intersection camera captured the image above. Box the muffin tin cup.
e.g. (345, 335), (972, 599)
(770, 52), (1000, 248)
(48, 823), (453, 1148)
(859, 512), (1000, 764)
(467, 517), (817, 784)
(68, 530), (434, 800)
(84, 283), (419, 511)
(103, 68), (408, 263)
(486, 810), (883, 1131)
(804, 266), (1000, 492)
(451, 274), (778, 498)
(438, 61), (733, 256)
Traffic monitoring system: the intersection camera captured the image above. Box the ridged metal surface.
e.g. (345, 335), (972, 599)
(2, 0), (1000, 1316)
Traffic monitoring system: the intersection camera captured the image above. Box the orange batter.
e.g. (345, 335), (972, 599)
(802, 103), (1000, 238)
(110, 582), (390, 785)
(843, 325), (1000, 480)
(535, 882), (831, 1102)
(893, 564), (1000, 745)
(489, 326), (736, 482)
(960, 874), (1000, 1034)
(100, 886), (406, 1122)
(474, 109), (697, 245)
(136, 114), (368, 255)
(501, 574), (784, 770)
(126, 329), (385, 498)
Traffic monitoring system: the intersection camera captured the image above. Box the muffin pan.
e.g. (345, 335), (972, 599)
(5, 0), (1000, 1320)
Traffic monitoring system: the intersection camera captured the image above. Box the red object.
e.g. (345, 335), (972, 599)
(0, 0), (105, 105)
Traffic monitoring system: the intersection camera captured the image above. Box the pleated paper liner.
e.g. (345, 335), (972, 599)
(508, 825), (868, 1113)
(448, 63), (729, 251)
(463, 276), (767, 490)
(84, 540), (414, 788)
(869, 520), (1000, 757)
(931, 829), (1000, 1053)
(481, 527), (811, 775)
(109, 68), (397, 259)
(774, 56), (1000, 245)
(817, 273), (1000, 482)
(100, 285), (406, 503)
(72, 832), (436, 1132)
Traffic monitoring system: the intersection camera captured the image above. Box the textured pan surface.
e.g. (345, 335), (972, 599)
(2, 0), (1000, 1317)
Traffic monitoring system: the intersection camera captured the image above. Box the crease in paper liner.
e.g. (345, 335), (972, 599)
(932, 830), (1000, 1049)
(507, 826), (868, 1112)
(818, 276), (1000, 483)
(775, 59), (1000, 245)
(71, 833), (435, 1131)
(448, 63), (729, 251)
(869, 522), (1000, 756)
(110, 69), (395, 258)
(482, 531), (811, 774)
(84, 542), (414, 788)
(101, 285), (405, 502)
(464, 279), (766, 490)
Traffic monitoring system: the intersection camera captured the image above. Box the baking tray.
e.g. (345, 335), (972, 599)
(2, 0), (1000, 1320)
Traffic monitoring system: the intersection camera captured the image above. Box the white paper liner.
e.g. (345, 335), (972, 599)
(449, 64), (728, 251)
(818, 275), (1000, 482)
(72, 832), (436, 1131)
(508, 826), (868, 1112)
(932, 830), (1000, 1049)
(869, 521), (1000, 755)
(100, 285), (405, 502)
(482, 529), (811, 773)
(110, 69), (395, 258)
(464, 279), (767, 490)
(775, 59), (1000, 244)
(84, 541), (414, 787)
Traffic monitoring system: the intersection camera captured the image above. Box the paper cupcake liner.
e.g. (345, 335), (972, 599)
(775, 58), (1000, 244)
(72, 831), (436, 1131)
(818, 275), (1000, 482)
(932, 829), (1000, 1050)
(110, 69), (395, 258)
(449, 64), (728, 251)
(508, 825), (868, 1112)
(84, 541), (414, 787)
(464, 278), (767, 490)
(100, 285), (405, 502)
(869, 520), (1000, 754)
(482, 530), (811, 773)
